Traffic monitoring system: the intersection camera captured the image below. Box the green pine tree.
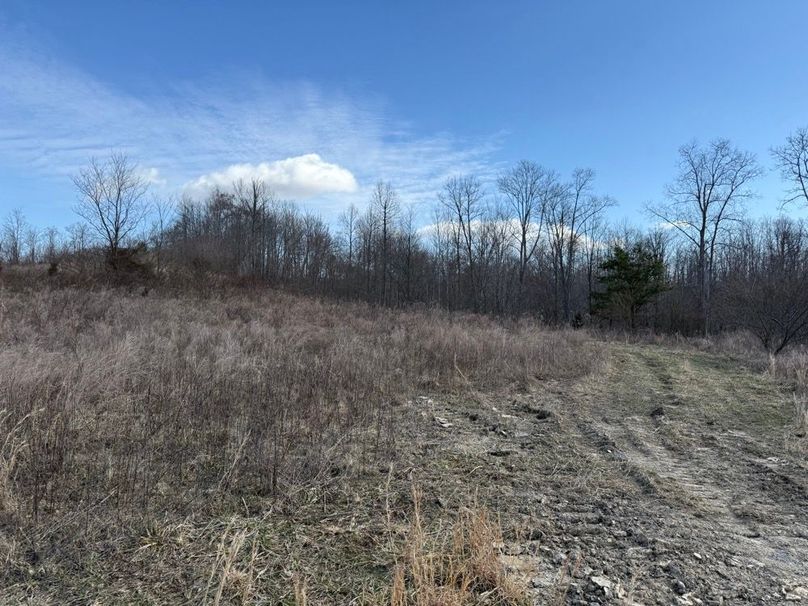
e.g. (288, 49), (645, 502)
(593, 243), (667, 329)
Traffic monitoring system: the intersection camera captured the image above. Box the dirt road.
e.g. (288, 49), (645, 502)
(416, 343), (808, 604)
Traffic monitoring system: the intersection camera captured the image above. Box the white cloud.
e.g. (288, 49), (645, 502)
(654, 220), (691, 231)
(184, 154), (358, 199)
(140, 167), (166, 186)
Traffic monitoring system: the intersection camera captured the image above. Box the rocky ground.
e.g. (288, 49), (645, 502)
(403, 343), (808, 605)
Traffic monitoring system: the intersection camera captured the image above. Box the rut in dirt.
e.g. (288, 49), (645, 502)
(571, 346), (808, 596)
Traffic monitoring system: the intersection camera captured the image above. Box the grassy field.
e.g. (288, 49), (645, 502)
(0, 281), (805, 604)
(0, 283), (602, 604)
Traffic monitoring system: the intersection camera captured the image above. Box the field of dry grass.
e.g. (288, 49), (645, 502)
(2, 273), (806, 605)
(0, 279), (603, 604)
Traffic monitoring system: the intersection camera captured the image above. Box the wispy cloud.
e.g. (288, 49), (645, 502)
(0, 25), (501, 218)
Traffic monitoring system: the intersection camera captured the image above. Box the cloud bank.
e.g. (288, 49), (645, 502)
(184, 154), (358, 199)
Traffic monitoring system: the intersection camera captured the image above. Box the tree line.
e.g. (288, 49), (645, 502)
(2, 128), (808, 353)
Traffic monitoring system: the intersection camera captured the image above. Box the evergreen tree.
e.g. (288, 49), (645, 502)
(593, 243), (667, 329)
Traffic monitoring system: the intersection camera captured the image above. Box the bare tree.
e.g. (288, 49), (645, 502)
(429, 206), (453, 307)
(25, 227), (39, 264)
(72, 153), (150, 268)
(148, 197), (176, 274)
(719, 218), (808, 354)
(43, 227), (60, 263)
(497, 161), (557, 309)
(547, 169), (613, 322)
(394, 205), (422, 304)
(581, 212), (609, 314)
(66, 222), (90, 254)
(772, 127), (808, 207)
(357, 205), (378, 298)
(371, 181), (399, 305)
(2, 209), (28, 265)
(234, 178), (273, 277)
(339, 203), (359, 270)
(649, 139), (762, 336)
(439, 176), (485, 310)
(476, 199), (514, 313)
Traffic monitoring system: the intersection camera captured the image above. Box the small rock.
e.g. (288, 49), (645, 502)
(664, 561), (684, 578)
(626, 547), (649, 559)
(552, 551), (567, 565)
(488, 449), (514, 457)
(531, 575), (552, 588)
(784, 586), (808, 601)
(434, 416), (452, 428)
(505, 544), (523, 555)
(590, 575), (613, 591)
(673, 579), (687, 595)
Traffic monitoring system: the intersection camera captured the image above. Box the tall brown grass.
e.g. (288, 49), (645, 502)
(770, 349), (808, 436)
(390, 486), (528, 606)
(0, 281), (601, 601)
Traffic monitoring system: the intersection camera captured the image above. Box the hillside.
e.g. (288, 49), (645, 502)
(0, 284), (805, 604)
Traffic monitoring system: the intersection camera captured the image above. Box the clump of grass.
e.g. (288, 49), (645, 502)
(203, 523), (260, 606)
(774, 349), (808, 387)
(390, 487), (528, 606)
(0, 409), (29, 514)
(767, 348), (808, 437)
(793, 395), (808, 437)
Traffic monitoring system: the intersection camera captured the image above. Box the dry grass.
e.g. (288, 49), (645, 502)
(767, 349), (808, 439)
(390, 486), (528, 606)
(0, 280), (602, 603)
(773, 348), (808, 387)
(603, 327), (808, 438)
(793, 395), (808, 437)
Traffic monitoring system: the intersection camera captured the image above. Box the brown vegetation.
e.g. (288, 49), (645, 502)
(391, 486), (528, 606)
(0, 277), (601, 603)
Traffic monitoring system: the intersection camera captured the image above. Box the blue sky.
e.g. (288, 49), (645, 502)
(1, 0), (807, 229)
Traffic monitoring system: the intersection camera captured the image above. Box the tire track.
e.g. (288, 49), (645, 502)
(578, 347), (808, 584)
